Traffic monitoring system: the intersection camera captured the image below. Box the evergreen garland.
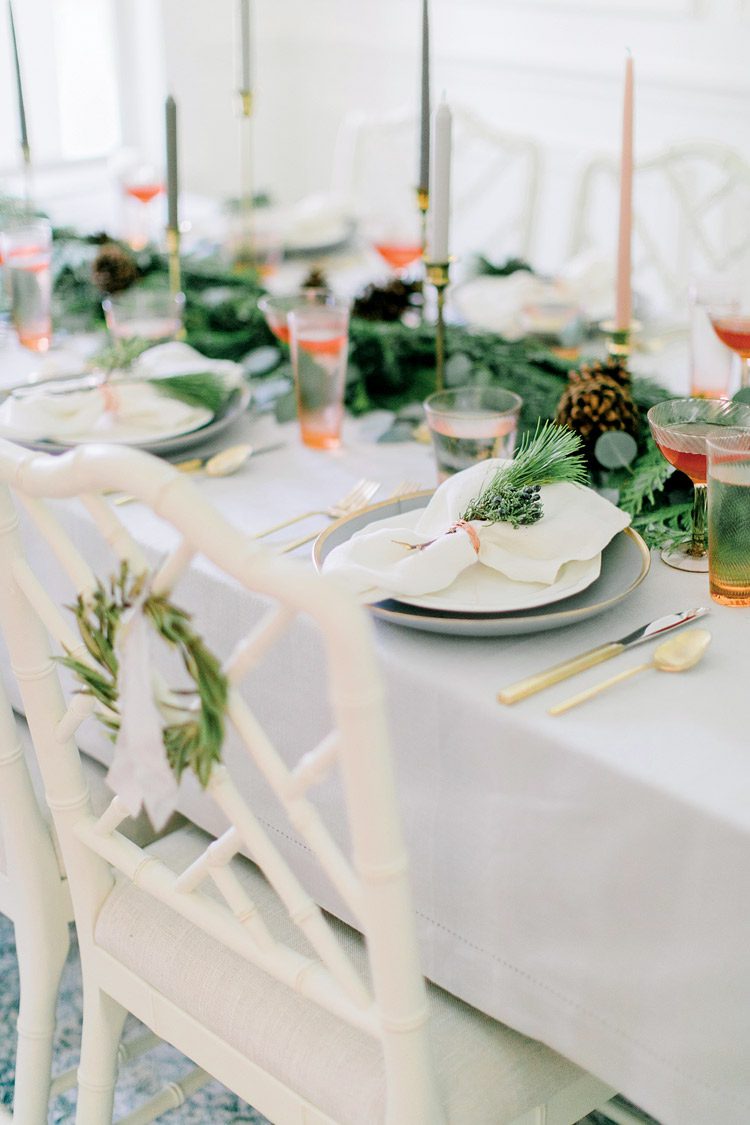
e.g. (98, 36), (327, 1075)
(48, 229), (690, 548)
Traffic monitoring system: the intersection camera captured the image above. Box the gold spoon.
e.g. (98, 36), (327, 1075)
(549, 628), (711, 716)
(176, 442), (259, 477)
(111, 441), (283, 505)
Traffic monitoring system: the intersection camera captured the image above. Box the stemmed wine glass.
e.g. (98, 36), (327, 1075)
(647, 398), (750, 571)
(120, 158), (165, 252)
(706, 280), (750, 391)
(366, 209), (423, 280)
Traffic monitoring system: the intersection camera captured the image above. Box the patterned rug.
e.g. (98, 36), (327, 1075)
(0, 915), (268, 1123)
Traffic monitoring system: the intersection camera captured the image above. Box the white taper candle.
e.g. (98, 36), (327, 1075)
(429, 99), (452, 261)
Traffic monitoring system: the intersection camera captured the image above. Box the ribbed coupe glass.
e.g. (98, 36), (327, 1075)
(647, 397), (750, 571)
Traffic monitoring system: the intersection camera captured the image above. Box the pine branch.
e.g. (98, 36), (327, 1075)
(617, 443), (675, 516)
(151, 372), (233, 414)
(461, 422), (587, 528)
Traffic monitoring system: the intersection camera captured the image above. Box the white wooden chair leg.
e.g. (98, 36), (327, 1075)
(75, 984), (127, 1125)
(12, 919), (70, 1125)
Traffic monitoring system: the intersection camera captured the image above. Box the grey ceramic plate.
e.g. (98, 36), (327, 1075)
(11, 384), (252, 457)
(314, 493), (651, 637)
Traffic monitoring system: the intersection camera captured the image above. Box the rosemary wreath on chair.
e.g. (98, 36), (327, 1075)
(59, 561), (228, 787)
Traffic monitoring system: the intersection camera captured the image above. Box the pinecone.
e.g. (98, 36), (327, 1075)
(301, 267), (330, 292)
(555, 357), (639, 458)
(91, 243), (139, 294)
(352, 278), (423, 322)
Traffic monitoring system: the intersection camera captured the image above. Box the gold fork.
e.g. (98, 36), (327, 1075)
(252, 478), (380, 540)
(278, 479), (427, 555)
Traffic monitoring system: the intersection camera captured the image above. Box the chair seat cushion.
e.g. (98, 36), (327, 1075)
(95, 825), (589, 1124)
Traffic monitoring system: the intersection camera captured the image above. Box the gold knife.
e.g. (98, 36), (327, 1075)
(497, 607), (708, 705)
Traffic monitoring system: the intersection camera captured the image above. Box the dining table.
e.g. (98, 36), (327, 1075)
(0, 330), (748, 1125)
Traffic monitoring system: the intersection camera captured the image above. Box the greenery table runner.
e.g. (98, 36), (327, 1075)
(48, 230), (690, 549)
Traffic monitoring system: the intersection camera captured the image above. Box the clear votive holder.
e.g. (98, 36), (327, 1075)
(103, 287), (185, 343)
(707, 430), (750, 607)
(288, 301), (350, 450)
(423, 386), (523, 482)
(3, 218), (53, 353)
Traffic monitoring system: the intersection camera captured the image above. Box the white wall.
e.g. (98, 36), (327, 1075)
(125, 0), (750, 300)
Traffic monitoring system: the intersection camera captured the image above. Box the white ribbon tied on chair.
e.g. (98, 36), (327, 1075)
(106, 607), (179, 831)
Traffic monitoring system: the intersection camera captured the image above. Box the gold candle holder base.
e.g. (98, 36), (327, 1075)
(239, 89), (254, 119)
(600, 319), (642, 360)
(416, 186), (429, 255)
(424, 259), (451, 392)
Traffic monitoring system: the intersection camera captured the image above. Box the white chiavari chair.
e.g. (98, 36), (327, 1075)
(568, 141), (750, 318)
(332, 104), (541, 265)
(0, 439), (617, 1124)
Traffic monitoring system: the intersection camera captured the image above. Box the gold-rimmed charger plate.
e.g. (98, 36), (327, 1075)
(314, 492), (651, 637)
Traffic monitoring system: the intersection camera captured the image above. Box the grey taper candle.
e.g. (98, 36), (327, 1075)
(165, 95), (179, 232)
(239, 0), (251, 92)
(418, 0), (430, 195)
(8, 0), (29, 158)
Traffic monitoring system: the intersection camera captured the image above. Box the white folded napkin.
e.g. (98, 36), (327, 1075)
(323, 459), (630, 599)
(132, 342), (243, 388)
(452, 254), (618, 336)
(0, 381), (211, 443)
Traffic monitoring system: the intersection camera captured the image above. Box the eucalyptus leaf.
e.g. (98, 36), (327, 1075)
(445, 353), (473, 385)
(243, 345), (282, 376)
(594, 430), (638, 470)
(274, 388), (298, 424)
(733, 388), (750, 405)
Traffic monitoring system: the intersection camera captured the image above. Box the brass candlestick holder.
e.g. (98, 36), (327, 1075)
(425, 258), (451, 392)
(600, 319), (642, 361)
(236, 87), (255, 269)
(416, 186), (429, 255)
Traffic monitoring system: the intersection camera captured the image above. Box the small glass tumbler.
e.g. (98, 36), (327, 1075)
(3, 219), (53, 352)
(707, 430), (750, 606)
(103, 287), (185, 343)
(423, 386), (523, 482)
(288, 302), (350, 450)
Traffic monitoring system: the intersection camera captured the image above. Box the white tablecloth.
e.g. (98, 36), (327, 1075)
(3, 394), (748, 1125)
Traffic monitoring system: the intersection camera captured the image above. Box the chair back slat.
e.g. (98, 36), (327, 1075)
(224, 605), (297, 684)
(20, 495), (98, 595)
(80, 494), (147, 571)
(151, 537), (195, 596)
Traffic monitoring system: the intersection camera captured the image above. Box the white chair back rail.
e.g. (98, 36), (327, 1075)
(0, 440), (442, 1124)
(332, 103), (541, 262)
(569, 141), (750, 315)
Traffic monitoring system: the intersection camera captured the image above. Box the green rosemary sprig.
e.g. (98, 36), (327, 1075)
(461, 422), (587, 528)
(58, 561), (228, 788)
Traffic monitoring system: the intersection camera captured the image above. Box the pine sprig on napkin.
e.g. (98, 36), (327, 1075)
(461, 422), (587, 528)
(150, 372), (233, 414)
